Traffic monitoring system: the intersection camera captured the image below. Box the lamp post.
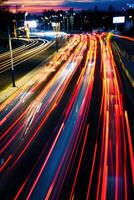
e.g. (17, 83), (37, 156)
(15, 4), (19, 37)
(55, 33), (59, 52)
(24, 12), (30, 39)
(24, 12), (28, 27)
(8, 27), (16, 87)
(52, 22), (60, 52)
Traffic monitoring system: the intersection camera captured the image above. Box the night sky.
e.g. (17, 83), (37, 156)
(4, 0), (134, 13)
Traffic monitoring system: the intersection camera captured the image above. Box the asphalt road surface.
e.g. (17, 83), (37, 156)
(0, 34), (133, 200)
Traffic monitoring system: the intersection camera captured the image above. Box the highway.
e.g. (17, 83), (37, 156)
(0, 34), (133, 200)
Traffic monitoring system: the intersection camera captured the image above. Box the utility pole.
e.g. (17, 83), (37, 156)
(115, 23), (118, 31)
(56, 34), (59, 52)
(67, 16), (69, 33)
(8, 27), (16, 87)
(52, 22), (60, 52)
(15, 4), (19, 38)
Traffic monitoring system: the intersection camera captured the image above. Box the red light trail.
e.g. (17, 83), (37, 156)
(0, 33), (133, 199)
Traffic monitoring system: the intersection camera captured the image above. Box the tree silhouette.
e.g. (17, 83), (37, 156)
(0, 0), (8, 11)
(108, 5), (114, 13)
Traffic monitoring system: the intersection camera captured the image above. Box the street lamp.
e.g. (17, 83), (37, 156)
(52, 22), (60, 52)
(24, 12), (30, 39)
(24, 12), (28, 27)
(8, 27), (16, 87)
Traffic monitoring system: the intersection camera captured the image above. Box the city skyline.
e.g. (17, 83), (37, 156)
(3, 0), (134, 13)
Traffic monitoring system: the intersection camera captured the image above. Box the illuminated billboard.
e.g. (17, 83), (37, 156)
(24, 20), (37, 28)
(113, 16), (125, 24)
